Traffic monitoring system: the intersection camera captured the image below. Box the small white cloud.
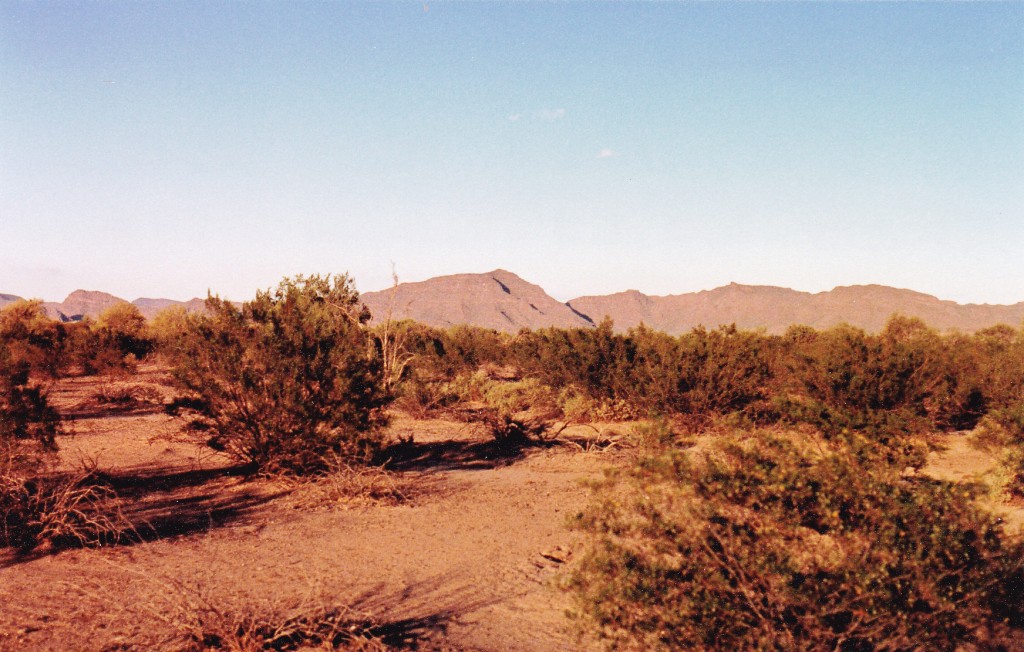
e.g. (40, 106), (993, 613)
(507, 113), (522, 122)
(596, 148), (617, 159)
(536, 108), (566, 121)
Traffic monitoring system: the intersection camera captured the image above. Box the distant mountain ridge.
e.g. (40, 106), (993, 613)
(4, 271), (1023, 333)
(364, 271), (1024, 335)
(361, 269), (593, 332)
(0, 290), (207, 321)
(568, 283), (1024, 335)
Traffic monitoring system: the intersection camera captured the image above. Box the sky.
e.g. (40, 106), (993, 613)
(1, 2), (1022, 305)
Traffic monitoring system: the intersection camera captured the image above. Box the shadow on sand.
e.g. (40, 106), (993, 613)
(336, 574), (501, 649)
(379, 435), (556, 473)
(1, 463), (285, 567)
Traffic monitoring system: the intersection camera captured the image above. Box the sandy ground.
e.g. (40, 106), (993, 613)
(1, 367), (1021, 650)
(0, 368), (613, 651)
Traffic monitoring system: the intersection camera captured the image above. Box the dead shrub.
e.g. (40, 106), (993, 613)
(282, 456), (411, 510)
(92, 381), (165, 408)
(1, 460), (133, 551)
(104, 571), (393, 651)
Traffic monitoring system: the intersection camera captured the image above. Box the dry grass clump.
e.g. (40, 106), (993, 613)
(0, 455), (134, 552)
(87, 569), (396, 651)
(91, 380), (165, 407)
(280, 458), (413, 511)
(169, 600), (393, 651)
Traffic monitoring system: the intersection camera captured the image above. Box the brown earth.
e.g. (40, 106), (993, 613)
(1, 367), (1022, 651)
(0, 367), (615, 651)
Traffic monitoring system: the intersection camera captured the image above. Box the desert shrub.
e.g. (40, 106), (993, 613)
(0, 345), (61, 451)
(570, 425), (1024, 650)
(1, 342), (127, 551)
(615, 325), (686, 414)
(511, 323), (779, 424)
(477, 376), (564, 442)
(512, 320), (634, 405)
(973, 403), (1024, 498)
(775, 319), (951, 451)
(96, 302), (151, 356)
(62, 318), (129, 376)
(80, 302), (153, 375)
(442, 371), (565, 442)
(0, 299), (67, 378)
(674, 325), (777, 418)
(148, 305), (195, 358)
(393, 370), (460, 419)
(167, 274), (392, 474)
(441, 324), (510, 374)
(557, 386), (601, 422)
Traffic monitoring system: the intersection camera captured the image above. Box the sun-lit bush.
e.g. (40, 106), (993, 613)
(570, 423), (1024, 650)
(167, 275), (392, 474)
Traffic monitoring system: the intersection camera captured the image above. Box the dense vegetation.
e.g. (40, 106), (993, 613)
(382, 315), (1024, 648)
(392, 316), (1024, 441)
(2, 282), (1023, 647)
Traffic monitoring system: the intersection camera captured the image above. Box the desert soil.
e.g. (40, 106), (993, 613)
(1, 366), (1021, 651)
(0, 367), (614, 651)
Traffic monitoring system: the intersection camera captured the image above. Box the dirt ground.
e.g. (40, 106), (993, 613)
(0, 367), (616, 651)
(1, 366), (1021, 651)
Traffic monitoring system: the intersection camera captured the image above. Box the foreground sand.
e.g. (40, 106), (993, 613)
(2, 367), (1021, 650)
(0, 369), (612, 651)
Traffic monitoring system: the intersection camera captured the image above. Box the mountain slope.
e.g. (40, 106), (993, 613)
(0, 294), (23, 310)
(0, 291), (208, 322)
(361, 269), (593, 333)
(569, 283), (1024, 335)
(4, 273), (1022, 333)
(44, 290), (127, 321)
(131, 297), (208, 320)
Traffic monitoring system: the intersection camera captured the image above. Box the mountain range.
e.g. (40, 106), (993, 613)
(363, 270), (1024, 334)
(0, 290), (206, 322)
(3, 270), (1023, 334)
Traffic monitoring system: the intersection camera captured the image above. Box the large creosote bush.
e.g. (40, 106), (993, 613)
(570, 425), (1024, 650)
(168, 274), (392, 474)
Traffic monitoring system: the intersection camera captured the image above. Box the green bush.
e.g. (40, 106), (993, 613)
(570, 424), (1024, 650)
(168, 275), (392, 474)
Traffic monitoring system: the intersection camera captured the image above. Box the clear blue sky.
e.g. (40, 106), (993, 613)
(2, 2), (1022, 305)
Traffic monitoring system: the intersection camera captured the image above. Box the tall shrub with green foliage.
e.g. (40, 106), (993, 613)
(570, 424), (1024, 650)
(777, 319), (948, 443)
(169, 275), (391, 473)
(675, 325), (777, 418)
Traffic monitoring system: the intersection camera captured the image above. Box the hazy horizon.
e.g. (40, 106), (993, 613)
(5, 267), (1024, 308)
(3, 3), (1022, 305)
